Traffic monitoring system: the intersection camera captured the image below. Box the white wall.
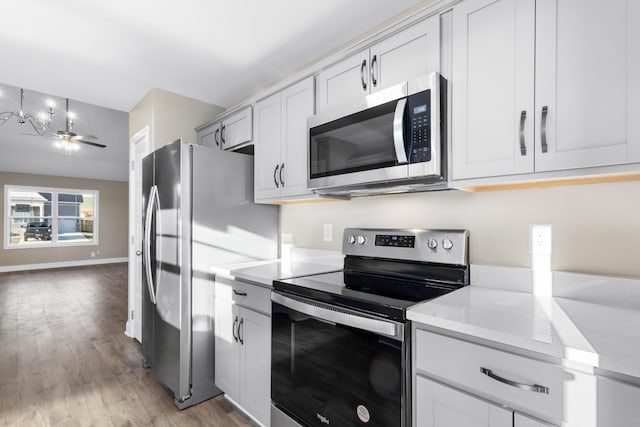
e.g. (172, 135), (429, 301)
(0, 171), (128, 268)
(129, 88), (224, 147)
(280, 181), (640, 278)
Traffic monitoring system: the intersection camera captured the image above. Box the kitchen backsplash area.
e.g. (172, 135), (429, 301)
(280, 179), (640, 278)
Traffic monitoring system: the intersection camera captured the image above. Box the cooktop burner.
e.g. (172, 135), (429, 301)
(273, 228), (470, 321)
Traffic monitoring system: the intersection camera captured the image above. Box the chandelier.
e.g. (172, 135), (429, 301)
(0, 88), (55, 135)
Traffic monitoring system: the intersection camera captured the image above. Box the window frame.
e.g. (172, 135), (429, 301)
(4, 185), (99, 250)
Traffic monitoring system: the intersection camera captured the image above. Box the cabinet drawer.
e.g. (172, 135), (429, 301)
(415, 329), (562, 421)
(215, 276), (271, 315)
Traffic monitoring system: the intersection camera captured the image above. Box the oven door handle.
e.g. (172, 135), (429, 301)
(272, 292), (398, 338)
(393, 98), (409, 165)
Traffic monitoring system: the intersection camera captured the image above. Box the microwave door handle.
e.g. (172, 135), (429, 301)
(393, 98), (408, 164)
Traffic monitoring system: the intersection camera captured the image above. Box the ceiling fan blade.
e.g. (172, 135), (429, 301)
(76, 139), (106, 148)
(81, 134), (99, 140)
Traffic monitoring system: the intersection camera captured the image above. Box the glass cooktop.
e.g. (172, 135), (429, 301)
(273, 270), (457, 321)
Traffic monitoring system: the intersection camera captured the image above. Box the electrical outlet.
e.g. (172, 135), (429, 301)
(530, 223), (552, 254)
(90, 251), (96, 258)
(323, 224), (333, 242)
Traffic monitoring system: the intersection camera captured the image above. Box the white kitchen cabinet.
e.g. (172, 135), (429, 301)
(451, 0), (535, 179)
(238, 308), (271, 426)
(214, 276), (271, 426)
(592, 375), (640, 427)
(254, 93), (282, 200)
(452, 0), (640, 180)
(316, 16), (439, 112)
(254, 76), (315, 202)
(316, 50), (369, 113)
(534, 0), (640, 171)
(221, 106), (253, 151)
(416, 375), (513, 427)
(196, 120), (222, 149)
(413, 327), (561, 427)
(214, 297), (239, 398)
(514, 413), (555, 427)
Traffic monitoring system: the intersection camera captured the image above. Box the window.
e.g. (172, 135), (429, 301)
(4, 185), (98, 249)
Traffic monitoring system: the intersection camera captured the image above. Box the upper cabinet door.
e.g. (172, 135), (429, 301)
(316, 18), (438, 113)
(221, 106), (253, 150)
(371, 16), (439, 93)
(316, 50), (370, 113)
(452, 0), (536, 180)
(416, 375), (513, 427)
(197, 122), (221, 149)
(253, 94), (282, 200)
(534, 0), (640, 171)
(280, 77), (315, 198)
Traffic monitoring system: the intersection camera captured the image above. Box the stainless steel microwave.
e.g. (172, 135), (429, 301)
(307, 72), (447, 197)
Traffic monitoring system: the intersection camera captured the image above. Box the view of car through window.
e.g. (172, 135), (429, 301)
(23, 222), (52, 241)
(6, 187), (97, 247)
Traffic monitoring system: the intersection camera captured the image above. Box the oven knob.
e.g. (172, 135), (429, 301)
(356, 235), (366, 245)
(442, 239), (453, 250)
(427, 238), (438, 249)
(348, 235), (356, 244)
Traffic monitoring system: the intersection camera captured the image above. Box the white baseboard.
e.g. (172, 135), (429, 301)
(0, 257), (128, 273)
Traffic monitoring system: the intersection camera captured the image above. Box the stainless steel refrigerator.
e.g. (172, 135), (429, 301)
(141, 139), (278, 409)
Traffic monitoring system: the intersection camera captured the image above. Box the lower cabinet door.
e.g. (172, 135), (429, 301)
(514, 413), (556, 427)
(416, 375), (513, 427)
(239, 307), (271, 427)
(214, 298), (240, 400)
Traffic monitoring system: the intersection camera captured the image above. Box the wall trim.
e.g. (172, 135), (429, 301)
(0, 257), (127, 273)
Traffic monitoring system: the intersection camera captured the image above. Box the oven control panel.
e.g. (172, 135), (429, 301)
(375, 234), (416, 248)
(343, 228), (469, 266)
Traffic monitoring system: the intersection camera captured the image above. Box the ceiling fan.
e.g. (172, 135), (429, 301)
(53, 98), (106, 148)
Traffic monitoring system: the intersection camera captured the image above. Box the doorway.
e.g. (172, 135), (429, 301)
(126, 127), (151, 342)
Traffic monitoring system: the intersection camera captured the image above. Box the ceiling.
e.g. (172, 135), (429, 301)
(0, 0), (429, 182)
(0, 0), (428, 112)
(0, 84), (129, 181)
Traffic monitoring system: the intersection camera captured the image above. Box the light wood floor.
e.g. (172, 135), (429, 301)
(0, 263), (258, 427)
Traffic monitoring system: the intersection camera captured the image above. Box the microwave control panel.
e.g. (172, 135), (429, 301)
(407, 90), (431, 163)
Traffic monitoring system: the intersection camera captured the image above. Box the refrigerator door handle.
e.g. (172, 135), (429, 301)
(144, 184), (158, 305)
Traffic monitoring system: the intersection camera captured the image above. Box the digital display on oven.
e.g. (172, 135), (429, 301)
(375, 234), (415, 248)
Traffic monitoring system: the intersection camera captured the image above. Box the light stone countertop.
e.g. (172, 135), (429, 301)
(217, 260), (341, 287)
(407, 267), (640, 380)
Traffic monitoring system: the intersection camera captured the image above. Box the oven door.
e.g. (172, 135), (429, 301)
(271, 291), (408, 427)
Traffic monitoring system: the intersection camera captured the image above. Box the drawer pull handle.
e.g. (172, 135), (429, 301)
(480, 367), (549, 394)
(233, 290), (248, 297)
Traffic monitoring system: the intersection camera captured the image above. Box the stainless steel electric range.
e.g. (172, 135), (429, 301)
(270, 228), (470, 427)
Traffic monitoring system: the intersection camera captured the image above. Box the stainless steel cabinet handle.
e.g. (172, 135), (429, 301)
(233, 290), (247, 297)
(238, 318), (244, 345)
(519, 110), (527, 156)
(135, 250), (142, 256)
(273, 164), (280, 188)
(221, 124), (226, 146)
(232, 315), (238, 342)
(541, 106), (549, 153)
(480, 367), (549, 394)
(360, 59), (367, 91)
(214, 128), (220, 147)
(371, 54), (377, 87)
(279, 163), (285, 187)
